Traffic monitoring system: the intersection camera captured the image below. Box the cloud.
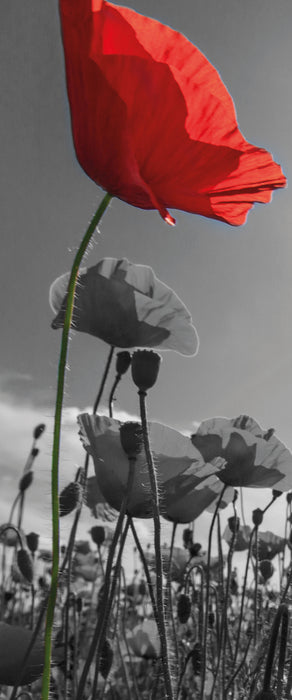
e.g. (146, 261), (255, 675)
(0, 377), (288, 586)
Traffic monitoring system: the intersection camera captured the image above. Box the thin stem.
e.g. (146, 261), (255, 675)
(93, 345), (115, 414)
(139, 390), (174, 700)
(262, 604), (288, 693)
(129, 518), (159, 625)
(233, 526), (256, 668)
(109, 373), (122, 418)
(76, 457), (134, 700)
(201, 485), (226, 700)
(60, 344), (115, 574)
(41, 192), (112, 700)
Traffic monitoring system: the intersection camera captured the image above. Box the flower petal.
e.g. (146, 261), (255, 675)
(59, 0), (286, 225)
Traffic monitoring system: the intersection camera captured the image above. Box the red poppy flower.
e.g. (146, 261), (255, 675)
(59, 0), (286, 226)
(191, 415), (292, 489)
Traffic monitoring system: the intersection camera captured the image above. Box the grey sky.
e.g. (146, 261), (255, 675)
(1, 1), (292, 558)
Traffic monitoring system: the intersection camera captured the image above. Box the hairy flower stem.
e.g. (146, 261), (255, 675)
(138, 390), (174, 700)
(60, 344), (115, 575)
(200, 485), (226, 700)
(129, 518), (159, 625)
(76, 461), (135, 700)
(91, 517), (131, 699)
(262, 604), (288, 695)
(232, 526), (256, 669)
(41, 192), (112, 700)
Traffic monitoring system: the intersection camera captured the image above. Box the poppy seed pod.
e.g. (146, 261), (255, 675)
(19, 470), (34, 492)
(182, 528), (193, 549)
(228, 516), (240, 534)
(177, 594), (192, 624)
(191, 642), (202, 675)
(190, 542), (202, 557)
(252, 508), (264, 527)
(116, 351), (131, 376)
(120, 422), (143, 459)
(259, 559), (274, 582)
(99, 639), (114, 679)
(138, 580), (147, 596)
(33, 423), (46, 440)
(90, 525), (105, 547)
(131, 350), (161, 392)
(26, 532), (39, 554)
(17, 548), (34, 584)
(59, 482), (81, 517)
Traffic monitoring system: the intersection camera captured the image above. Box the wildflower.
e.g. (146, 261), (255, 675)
(78, 414), (218, 518)
(127, 620), (160, 659)
(59, 0), (286, 226)
(50, 258), (198, 355)
(191, 414), (292, 489)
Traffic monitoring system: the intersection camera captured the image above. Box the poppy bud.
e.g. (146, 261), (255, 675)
(33, 423), (46, 440)
(259, 559), (274, 582)
(230, 575), (238, 596)
(19, 471), (34, 492)
(90, 526), (105, 547)
(59, 482), (81, 517)
(208, 611), (215, 628)
(26, 532), (39, 554)
(252, 508), (263, 526)
(182, 528), (193, 549)
(190, 542), (202, 557)
(31, 447), (39, 458)
(131, 350), (161, 392)
(177, 594), (192, 624)
(191, 642), (202, 675)
(116, 351), (131, 376)
(228, 516), (240, 534)
(120, 422), (143, 459)
(138, 580), (147, 596)
(76, 597), (83, 614)
(99, 639), (113, 679)
(17, 548), (34, 583)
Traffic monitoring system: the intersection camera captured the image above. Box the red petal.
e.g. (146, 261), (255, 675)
(59, 0), (286, 225)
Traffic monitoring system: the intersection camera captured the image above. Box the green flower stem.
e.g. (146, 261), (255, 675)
(138, 390), (174, 700)
(41, 192), (112, 700)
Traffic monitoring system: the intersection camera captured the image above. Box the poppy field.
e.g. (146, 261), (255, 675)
(1, 0), (291, 699)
